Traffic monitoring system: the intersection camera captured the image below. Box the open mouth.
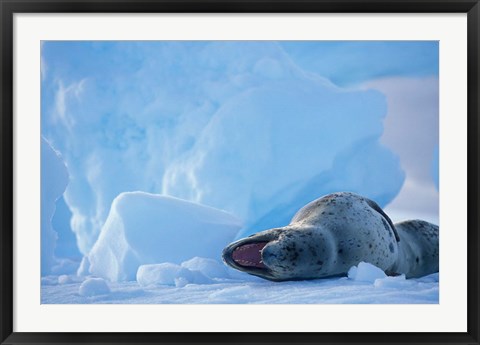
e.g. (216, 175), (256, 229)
(222, 228), (289, 281)
(222, 229), (286, 280)
(222, 238), (273, 275)
(231, 242), (268, 268)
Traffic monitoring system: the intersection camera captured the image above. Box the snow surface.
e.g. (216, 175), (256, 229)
(88, 192), (242, 282)
(42, 270), (439, 304)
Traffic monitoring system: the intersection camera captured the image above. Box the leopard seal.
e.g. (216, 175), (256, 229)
(222, 192), (439, 281)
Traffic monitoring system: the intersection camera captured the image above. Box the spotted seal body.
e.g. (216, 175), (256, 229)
(222, 192), (439, 281)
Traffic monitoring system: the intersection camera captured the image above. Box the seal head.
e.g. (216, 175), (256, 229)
(222, 225), (336, 281)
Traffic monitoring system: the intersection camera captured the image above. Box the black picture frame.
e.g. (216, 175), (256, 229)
(1, 1), (479, 344)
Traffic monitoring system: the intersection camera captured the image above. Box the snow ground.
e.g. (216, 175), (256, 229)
(41, 266), (439, 304)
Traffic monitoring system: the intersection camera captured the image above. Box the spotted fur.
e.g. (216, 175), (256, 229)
(222, 192), (439, 281)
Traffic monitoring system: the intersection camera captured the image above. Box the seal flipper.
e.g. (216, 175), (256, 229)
(366, 199), (400, 242)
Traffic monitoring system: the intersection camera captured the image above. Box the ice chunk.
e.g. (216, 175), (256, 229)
(348, 262), (387, 283)
(41, 137), (69, 276)
(136, 263), (212, 287)
(137, 263), (191, 287)
(78, 278), (110, 296)
(88, 192), (242, 282)
(374, 274), (408, 288)
(181, 257), (229, 279)
(58, 275), (72, 285)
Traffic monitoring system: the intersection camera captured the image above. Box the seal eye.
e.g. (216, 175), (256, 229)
(232, 242), (268, 269)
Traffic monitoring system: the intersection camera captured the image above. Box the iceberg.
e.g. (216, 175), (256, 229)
(42, 41), (405, 259)
(78, 277), (110, 296)
(348, 262), (387, 283)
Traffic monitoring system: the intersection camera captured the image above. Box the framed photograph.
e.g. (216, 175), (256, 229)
(1, 1), (478, 344)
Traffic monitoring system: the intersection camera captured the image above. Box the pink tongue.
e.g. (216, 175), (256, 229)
(232, 242), (268, 268)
